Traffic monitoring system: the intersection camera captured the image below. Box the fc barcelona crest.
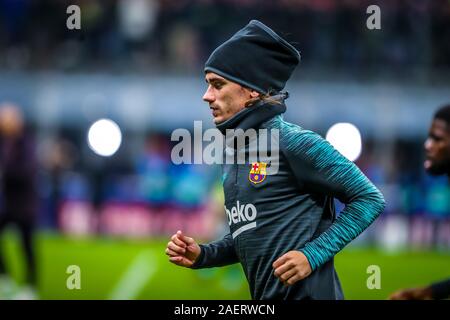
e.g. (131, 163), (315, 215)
(249, 162), (267, 184)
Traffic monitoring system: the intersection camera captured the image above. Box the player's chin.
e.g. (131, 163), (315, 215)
(213, 116), (225, 124)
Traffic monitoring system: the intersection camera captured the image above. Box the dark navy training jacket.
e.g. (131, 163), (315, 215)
(192, 99), (386, 300)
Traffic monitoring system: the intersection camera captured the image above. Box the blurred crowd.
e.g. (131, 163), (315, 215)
(0, 0), (449, 75)
(0, 102), (446, 249)
(0, 0), (449, 245)
(36, 126), (222, 239)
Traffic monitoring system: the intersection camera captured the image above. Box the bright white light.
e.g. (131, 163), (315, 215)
(87, 119), (122, 157)
(326, 122), (362, 162)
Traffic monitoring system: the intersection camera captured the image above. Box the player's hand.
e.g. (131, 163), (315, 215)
(165, 230), (201, 268)
(388, 287), (433, 300)
(272, 250), (312, 286)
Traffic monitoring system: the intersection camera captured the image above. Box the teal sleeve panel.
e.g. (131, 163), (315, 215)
(280, 123), (386, 271)
(190, 233), (239, 269)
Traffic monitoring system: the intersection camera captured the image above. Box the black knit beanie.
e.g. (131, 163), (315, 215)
(204, 20), (301, 94)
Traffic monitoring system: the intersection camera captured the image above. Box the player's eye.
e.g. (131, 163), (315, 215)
(211, 81), (223, 89)
(430, 135), (442, 142)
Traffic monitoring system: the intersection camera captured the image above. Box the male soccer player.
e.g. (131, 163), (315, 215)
(389, 104), (450, 300)
(165, 20), (386, 300)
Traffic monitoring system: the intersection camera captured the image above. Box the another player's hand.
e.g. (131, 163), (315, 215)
(272, 250), (312, 286)
(165, 230), (201, 268)
(388, 286), (433, 300)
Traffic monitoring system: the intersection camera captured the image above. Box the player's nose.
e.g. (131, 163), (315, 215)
(203, 86), (215, 103)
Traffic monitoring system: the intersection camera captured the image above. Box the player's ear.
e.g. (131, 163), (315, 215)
(249, 90), (260, 98)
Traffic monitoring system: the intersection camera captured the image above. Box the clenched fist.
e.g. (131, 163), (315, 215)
(165, 230), (201, 268)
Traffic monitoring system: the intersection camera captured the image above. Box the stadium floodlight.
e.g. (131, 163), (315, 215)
(87, 118), (122, 157)
(326, 122), (362, 162)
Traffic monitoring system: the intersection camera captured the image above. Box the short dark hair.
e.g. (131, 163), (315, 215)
(434, 104), (450, 125)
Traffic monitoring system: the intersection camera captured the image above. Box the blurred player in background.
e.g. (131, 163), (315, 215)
(166, 20), (386, 300)
(0, 103), (38, 300)
(389, 104), (450, 300)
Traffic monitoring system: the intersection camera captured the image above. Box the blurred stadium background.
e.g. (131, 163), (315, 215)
(0, 0), (449, 299)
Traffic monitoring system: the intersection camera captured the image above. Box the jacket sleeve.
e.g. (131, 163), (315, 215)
(190, 233), (239, 269)
(430, 278), (450, 300)
(281, 128), (386, 271)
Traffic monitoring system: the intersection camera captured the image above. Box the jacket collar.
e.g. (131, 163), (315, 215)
(215, 93), (287, 134)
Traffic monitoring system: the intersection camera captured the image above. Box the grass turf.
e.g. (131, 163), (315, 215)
(1, 231), (449, 299)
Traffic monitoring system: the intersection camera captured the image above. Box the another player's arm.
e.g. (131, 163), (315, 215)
(389, 278), (450, 300)
(429, 278), (450, 299)
(281, 128), (386, 272)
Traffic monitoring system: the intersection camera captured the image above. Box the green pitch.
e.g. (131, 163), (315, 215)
(1, 231), (449, 299)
